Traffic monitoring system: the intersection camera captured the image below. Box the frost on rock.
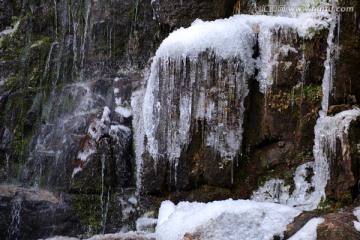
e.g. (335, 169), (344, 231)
(156, 199), (301, 240)
(252, 109), (360, 210)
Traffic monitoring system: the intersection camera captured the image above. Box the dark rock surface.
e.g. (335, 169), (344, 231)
(332, 0), (360, 106)
(0, 185), (81, 240)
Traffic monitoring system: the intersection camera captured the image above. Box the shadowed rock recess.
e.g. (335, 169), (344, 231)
(0, 0), (359, 239)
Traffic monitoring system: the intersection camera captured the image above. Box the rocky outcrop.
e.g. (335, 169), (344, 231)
(332, 0), (360, 106)
(317, 213), (360, 240)
(0, 185), (81, 240)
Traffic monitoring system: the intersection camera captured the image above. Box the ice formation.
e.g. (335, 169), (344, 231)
(353, 207), (360, 232)
(252, 109), (360, 210)
(319, 0), (339, 116)
(251, 0), (346, 212)
(137, 9), (332, 188)
(143, 15), (254, 166)
(136, 5), (343, 239)
(156, 199), (301, 240)
(131, 90), (145, 191)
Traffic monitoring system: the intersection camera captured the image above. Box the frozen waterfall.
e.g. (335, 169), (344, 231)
(134, 11), (332, 190)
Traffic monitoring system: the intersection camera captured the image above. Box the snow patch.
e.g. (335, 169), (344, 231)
(354, 221), (360, 232)
(156, 199), (301, 240)
(354, 207), (360, 221)
(115, 106), (132, 118)
(288, 217), (325, 240)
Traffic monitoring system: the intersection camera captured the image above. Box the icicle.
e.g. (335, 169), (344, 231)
(320, 1), (339, 116)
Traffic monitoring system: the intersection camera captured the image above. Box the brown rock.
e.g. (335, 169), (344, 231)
(317, 213), (360, 240)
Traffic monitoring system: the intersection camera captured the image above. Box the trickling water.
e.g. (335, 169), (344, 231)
(100, 153), (108, 233)
(80, 0), (92, 76)
(54, 0), (58, 38)
(7, 196), (22, 240)
(42, 41), (59, 86)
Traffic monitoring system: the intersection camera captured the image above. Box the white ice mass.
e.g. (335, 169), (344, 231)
(136, 4), (333, 189)
(156, 199), (301, 240)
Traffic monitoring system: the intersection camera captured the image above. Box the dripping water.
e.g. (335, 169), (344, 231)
(100, 154), (110, 233)
(54, 0), (58, 38)
(7, 195), (22, 240)
(42, 41), (59, 86)
(80, 0), (92, 78)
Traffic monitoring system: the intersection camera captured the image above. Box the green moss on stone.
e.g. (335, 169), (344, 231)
(72, 194), (103, 237)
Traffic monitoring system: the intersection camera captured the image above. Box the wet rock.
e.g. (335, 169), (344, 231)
(285, 211), (360, 240)
(0, 0), (21, 31)
(0, 185), (81, 240)
(238, 28), (328, 198)
(284, 212), (321, 238)
(332, 0), (360, 106)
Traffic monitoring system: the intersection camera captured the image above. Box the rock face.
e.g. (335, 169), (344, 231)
(317, 213), (360, 240)
(0, 0), (360, 239)
(0, 185), (80, 240)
